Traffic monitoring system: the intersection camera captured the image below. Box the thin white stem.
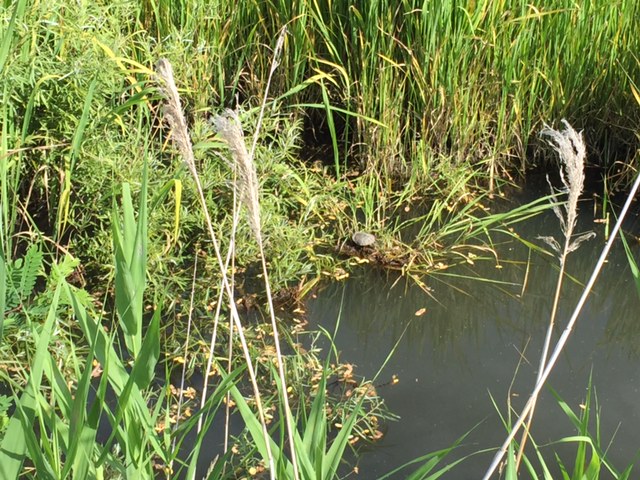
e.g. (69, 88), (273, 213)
(248, 27), (287, 163)
(198, 164), (241, 438)
(483, 170), (640, 480)
(170, 252), (199, 475)
(515, 228), (570, 466)
(213, 26), (300, 480)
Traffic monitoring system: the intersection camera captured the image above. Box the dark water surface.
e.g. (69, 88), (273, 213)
(306, 193), (640, 478)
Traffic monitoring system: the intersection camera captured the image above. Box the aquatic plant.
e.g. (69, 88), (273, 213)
(487, 376), (635, 480)
(157, 57), (280, 477)
(483, 126), (640, 478)
(515, 120), (595, 467)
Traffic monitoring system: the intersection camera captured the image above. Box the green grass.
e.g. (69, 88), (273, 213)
(488, 378), (636, 480)
(132, 0), (640, 185)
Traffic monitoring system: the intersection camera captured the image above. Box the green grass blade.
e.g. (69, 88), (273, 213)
(0, 0), (27, 74)
(228, 382), (291, 477)
(112, 162), (148, 358)
(63, 336), (101, 479)
(16, 398), (57, 479)
(322, 394), (363, 478)
(379, 423), (480, 480)
(69, 386), (97, 479)
(618, 228), (640, 299)
(69, 77), (97, 171)
(0, 253), (5, 341)
(131, 305), (160, 390)
(320, 80), (340, 177)
(0, 283), (62, 478)
(182, 366), (244, 480)
(66, 284), (164, 466)
(302, 373), (327, 473)
(93, 306), (160, 469)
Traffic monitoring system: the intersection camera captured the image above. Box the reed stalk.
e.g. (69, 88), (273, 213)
(156, 58), (276, 479)
(211, 26), (301, 480)
(515, 120), (594, 468)
(482, 128), (640, 480)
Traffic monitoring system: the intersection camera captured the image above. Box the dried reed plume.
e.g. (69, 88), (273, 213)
(155, 59), (197, 178)
(212, 111), (261, 238)
(538, 120), (595, 257)
(484, 120), (594, 478)
(155, 58), (276, 479)
(514, 121), (595, 468)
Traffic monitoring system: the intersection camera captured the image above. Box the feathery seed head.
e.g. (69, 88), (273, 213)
(540, 120), (586, 238)
(212, 110), (262, 240)
(156, 58), (197, 176)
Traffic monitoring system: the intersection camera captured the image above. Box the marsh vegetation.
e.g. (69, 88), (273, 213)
(1, 0), (640, 478)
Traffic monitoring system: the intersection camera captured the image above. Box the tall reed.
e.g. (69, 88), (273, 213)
(514, 120), (594, 467)
(212, 105), (301, 478)
(483, 127), (640, 479)
(156, 58), (277, 478)
(210, 27), (300, 478)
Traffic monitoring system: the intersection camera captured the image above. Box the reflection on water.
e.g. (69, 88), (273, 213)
(306, 196), (640, 478)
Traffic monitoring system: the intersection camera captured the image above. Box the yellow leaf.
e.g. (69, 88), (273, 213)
(632, 84), (640, 107)
(172, 179), (182, 241)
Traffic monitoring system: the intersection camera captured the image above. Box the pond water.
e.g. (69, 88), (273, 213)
(306, 187), (640, 478)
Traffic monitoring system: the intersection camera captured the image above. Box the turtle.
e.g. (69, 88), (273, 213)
(351, 231), (376, 247)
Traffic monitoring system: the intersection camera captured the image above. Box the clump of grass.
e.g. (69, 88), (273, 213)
(486, 376), (635, 480)
(134, 1), (640, 192)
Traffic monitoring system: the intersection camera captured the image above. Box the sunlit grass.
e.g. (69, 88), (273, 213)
(133, 0), (639, 186)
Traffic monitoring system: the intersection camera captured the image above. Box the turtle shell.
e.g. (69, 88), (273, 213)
(351, 231), (376, 247)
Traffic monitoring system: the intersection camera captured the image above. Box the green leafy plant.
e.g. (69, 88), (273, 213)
(491, 377), (635, 480)
(2, 243), (43, 337)
(112, 177), (148, 359)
